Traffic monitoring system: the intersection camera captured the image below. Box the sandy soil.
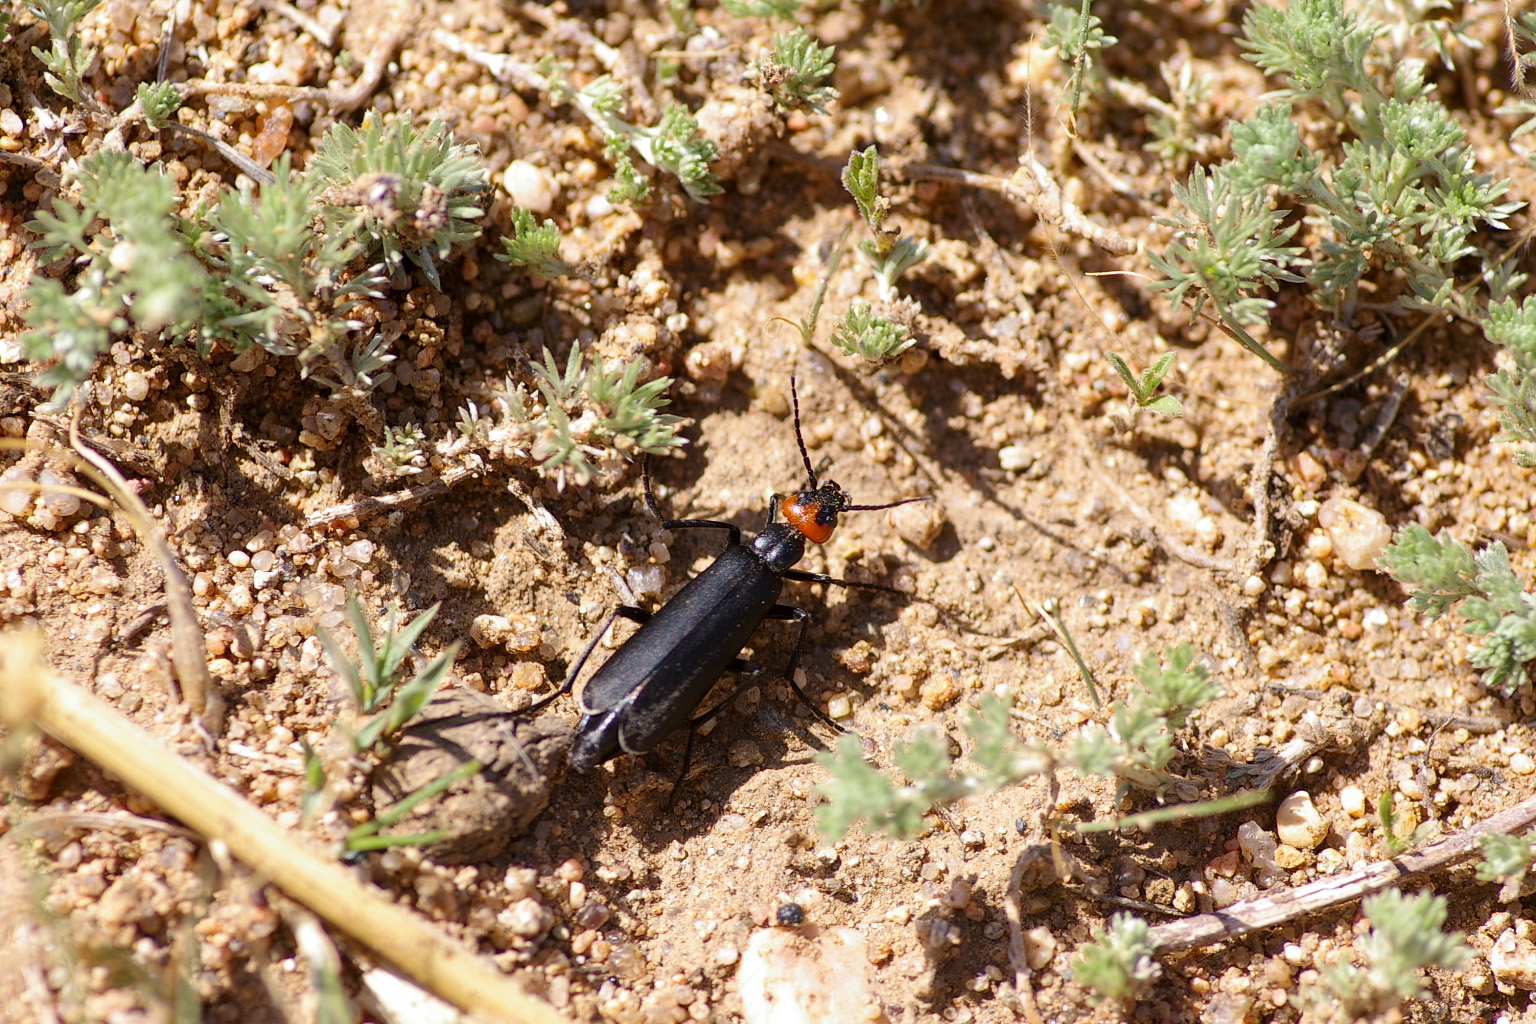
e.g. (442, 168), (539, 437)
(2, 1), (1536, 1022)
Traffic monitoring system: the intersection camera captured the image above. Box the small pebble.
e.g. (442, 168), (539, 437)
(888, 498), (943, 550)
(919, 675), (959, 710)
(121, 371), (150, 401)
(1022, 927), (1056, 970)
(826, 694), (853, 720)
(728, 740), (764, 767)
(228, 584), (255, 614)
(1273, 844), (1307, 870)
(998, 445), (1033, 472)
(1512, 753), (1535, 776)
(1275, 791), (1329, 850)
(1491, 929), (1536, 991)
(1339, 785), (1367, 817)
(1318, 496), (1392, 571)
(0, 466), (32, 515)
(739, 926), (881, 1024)
(502, 897), (553, 938)
(469, 613), (540, 652)
(627, 565), (666, 598)
(503, 159), (558, 214)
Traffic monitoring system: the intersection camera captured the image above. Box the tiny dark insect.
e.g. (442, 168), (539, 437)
(775, 902), (805, 926)
(521, 377), (928, 800)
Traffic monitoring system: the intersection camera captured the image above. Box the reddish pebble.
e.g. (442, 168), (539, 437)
(250, 105), (293, 167)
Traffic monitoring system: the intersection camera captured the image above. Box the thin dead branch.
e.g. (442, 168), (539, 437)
(300, 464), (565, 544)
(905, 160), (1137, 256)
(182, 17), (405, 113)
(1147, 791), (1536, 954)
(64, 419), (223, 735)
(0, 629), (570, 1024)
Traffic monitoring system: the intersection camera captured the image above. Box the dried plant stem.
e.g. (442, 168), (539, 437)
(301, 464), (564, 541)
(182, 17), (404, 113)
(64, 420), (222, 734)
(302, 465), (473, 529)
(1147, 791), (1536, 954)
(0, 630), (569, 1024)
(905, 160), (1136, 256)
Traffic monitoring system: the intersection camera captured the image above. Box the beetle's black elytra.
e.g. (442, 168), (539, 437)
(518, 377), (929, 800)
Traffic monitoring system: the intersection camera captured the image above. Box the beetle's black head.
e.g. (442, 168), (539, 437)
(753, 521), (807, 570)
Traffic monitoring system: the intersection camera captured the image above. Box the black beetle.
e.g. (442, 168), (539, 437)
(522, 378), (927, 792)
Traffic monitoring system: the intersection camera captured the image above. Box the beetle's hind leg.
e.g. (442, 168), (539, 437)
(518, 606), (649, 716)
(664, 662), (767, 810)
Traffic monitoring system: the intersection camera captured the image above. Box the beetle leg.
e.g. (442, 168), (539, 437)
(643, 457), (742, 544)
(664, 668), (770, 811)
(762, 604), (847, 735)
(518, 606), (650, 716)
(780, 568), (907, 596)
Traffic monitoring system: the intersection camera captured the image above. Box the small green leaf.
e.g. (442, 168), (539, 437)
(1106, 352), (1138, 394)
(841, 145), (883, 230)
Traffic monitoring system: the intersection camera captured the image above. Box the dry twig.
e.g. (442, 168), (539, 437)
(905, 160), (1137, 256)
(65, 418), (223, 734)
(1147, 791), (1536, 954)
(301, 464), (565, 543)
(0, 629), (569, 1024)
(183, 17), (405, 113)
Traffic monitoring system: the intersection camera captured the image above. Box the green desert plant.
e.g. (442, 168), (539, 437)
(1148, 0), (1524, 370)
(1476, 832), (1536, 900)
(307, 112), (489, 289)
(500, 345), (687, 490)
(27, 0), (102, 104)
(317, 597), (457, 753)
(830, 302), (914, 364)
(1380, 525), (1536, 696)
(1072, 914), (1161, 1005)
(21, 115), (493, 400)
(1044, 0), (1117, 134)
(1107, 352), (1183, 417)
(1297, 889), (1468, 1023)
(749, 28), (839, 113)
(815, 644), (1219, 839)
(842, 145), (930, 301)
(497, 207), (570, 278)
(511, 56), (721, 202)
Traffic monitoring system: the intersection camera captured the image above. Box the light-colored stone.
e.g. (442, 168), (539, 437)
(1491, 929), (1536, 992)
(1273, 844), (1307, 870)
(1339, 784), (1367, 818)
(739, 925), (887, 1024)
(1275, 791), (1329, 850)
(888, 499), (944, 550)
(503, 159), (558, 214)
(1318, 496), (1392, 571)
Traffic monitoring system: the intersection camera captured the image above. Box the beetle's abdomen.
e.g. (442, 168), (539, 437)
(568, 544), (785, 769)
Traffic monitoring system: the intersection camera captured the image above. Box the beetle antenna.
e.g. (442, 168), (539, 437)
(844, 495), (933, 512)
(789, 375), (818, 487)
